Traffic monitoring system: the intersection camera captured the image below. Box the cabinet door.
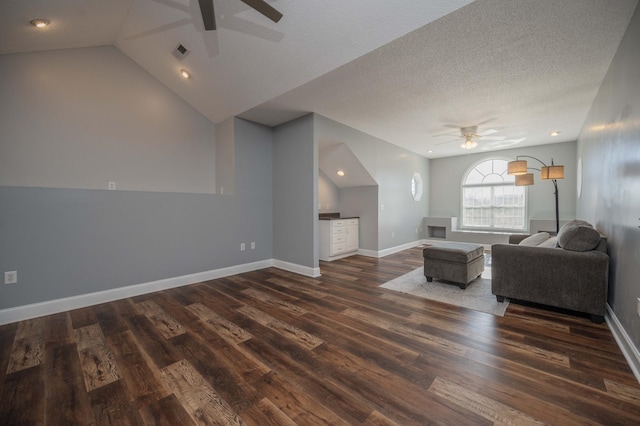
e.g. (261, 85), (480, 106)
(345, 223), (359, 252)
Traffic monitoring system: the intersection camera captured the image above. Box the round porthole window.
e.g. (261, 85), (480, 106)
(411, 172), (423, 201)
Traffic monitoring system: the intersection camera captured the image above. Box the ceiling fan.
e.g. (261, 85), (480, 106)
(198, 0), (283, 31)
(436, 125), (506, 150)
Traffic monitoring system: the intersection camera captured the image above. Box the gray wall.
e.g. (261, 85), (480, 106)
(315, 115), (429, 250)
(272, 114), (318, 268)
(340, 186), (379, 251)
(577, 4), (640, 354)
(215, 117), (235, 195)
(0, 46), (216, 194)
(0, 63), (274, 309)
(429, 141), (577, 228)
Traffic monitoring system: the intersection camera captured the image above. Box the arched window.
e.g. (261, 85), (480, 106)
(461, 158), (526, 231)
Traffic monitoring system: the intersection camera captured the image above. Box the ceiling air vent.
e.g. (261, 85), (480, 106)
(172, 44), (189, 60)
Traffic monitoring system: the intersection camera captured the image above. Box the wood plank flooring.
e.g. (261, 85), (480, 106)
(1, 246), (640, 425)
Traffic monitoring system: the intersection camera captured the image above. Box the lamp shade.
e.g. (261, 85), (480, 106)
(508, 160), (528, 175)
(540, 165), (564, 180)
(515, 173), (534, 186)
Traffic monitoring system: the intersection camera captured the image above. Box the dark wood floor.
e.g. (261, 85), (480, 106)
(1, 247), (640, 425)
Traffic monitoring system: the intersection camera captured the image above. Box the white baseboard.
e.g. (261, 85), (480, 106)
(357, 248), (379, 258)
(0, 258), (317, 325)
(606, 304), (640, 384)
(377, 240), (426, 258)
(272, 259), (321, 278)
(357, 240), (428, 258)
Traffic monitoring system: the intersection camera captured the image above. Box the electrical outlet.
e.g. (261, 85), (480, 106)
(240, 243), (246, 251)
(251, 242), (255, 249)
(380, 204), (384, 210)
(4, 271), (17, 285)
(392, 232), (395, 238)
(108, 181), (116, 190)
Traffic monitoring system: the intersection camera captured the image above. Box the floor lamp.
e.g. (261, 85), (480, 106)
(507, 156), (565, 234)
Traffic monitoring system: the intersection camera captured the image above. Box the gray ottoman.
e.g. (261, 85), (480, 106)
(423, 242), (485, 289)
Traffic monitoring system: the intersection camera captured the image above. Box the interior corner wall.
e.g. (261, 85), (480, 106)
(315, 115), (429, 251)
(0, 46), (216, 194)
(429, 141), (577, 227)
(0, 55), (274, 310)
(215, 117), (235, 195)
(318, 170), (341, 213)
(272, 114), (317, 268)
(577, 3), (640, 357)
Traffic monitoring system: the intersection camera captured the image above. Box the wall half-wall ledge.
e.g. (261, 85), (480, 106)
(423, 217), (566, 246)
(0, 259), (320, 326)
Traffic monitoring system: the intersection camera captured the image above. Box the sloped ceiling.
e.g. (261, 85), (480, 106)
(1, 0), (637, 158)
(319, 144), (377, 189)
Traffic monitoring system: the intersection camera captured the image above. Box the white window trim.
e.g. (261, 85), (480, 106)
(459, 157), (529, 233)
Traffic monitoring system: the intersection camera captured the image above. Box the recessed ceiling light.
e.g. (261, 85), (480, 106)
(550, 131), (561, 136)
(30, 19), (50, 28)
(427, 150), (433, 153)
(336, 170), (345, 177)
(180, 69), (191, 79)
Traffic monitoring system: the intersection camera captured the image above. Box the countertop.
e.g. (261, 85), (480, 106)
(319, 215), (359, 220)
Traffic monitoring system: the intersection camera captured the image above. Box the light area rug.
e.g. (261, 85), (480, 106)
(380, 267), (509, 317)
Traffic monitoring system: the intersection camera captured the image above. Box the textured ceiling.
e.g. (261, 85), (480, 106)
(1, 0), (637, 158)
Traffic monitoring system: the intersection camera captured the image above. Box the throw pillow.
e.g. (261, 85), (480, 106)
(557, 220), (601, 251)
(518, 232), (550, 246)
(538, 236), (558, 248)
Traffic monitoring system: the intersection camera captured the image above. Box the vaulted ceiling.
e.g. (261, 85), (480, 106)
(1, 0), (637, 158)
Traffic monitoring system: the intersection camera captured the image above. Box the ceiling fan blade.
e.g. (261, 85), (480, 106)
(476, 117), (499, 127)
(240, 0), (283, 23)
(478, 128), (499, 136)
(434, 132), (457, 137)
(479, 135), (506, 141)
(198, 0), (216, 31)
(435, 139), (459, 146)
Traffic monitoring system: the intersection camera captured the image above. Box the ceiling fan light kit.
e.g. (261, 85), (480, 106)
(436, 125), (508, 151)
(460, 138), (478, 150)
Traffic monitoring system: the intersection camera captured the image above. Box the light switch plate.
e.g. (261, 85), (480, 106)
(4, 271), (17, 284)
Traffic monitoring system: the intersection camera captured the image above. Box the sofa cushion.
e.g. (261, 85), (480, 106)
(518, 232), (550, 246)
(557, 220), (601, 251)
(538, 236), (558, 248)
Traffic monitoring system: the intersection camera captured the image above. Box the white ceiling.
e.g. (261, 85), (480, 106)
(1, 0), (637, 158)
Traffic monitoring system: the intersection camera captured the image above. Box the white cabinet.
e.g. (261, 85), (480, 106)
(345, 219), (359, 253)
(319, 218), (359, 261)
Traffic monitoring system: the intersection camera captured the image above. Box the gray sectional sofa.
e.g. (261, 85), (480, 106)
(491, 220), (609, 323)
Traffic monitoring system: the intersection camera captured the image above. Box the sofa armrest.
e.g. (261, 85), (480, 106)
(491, 244), (609, 316)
